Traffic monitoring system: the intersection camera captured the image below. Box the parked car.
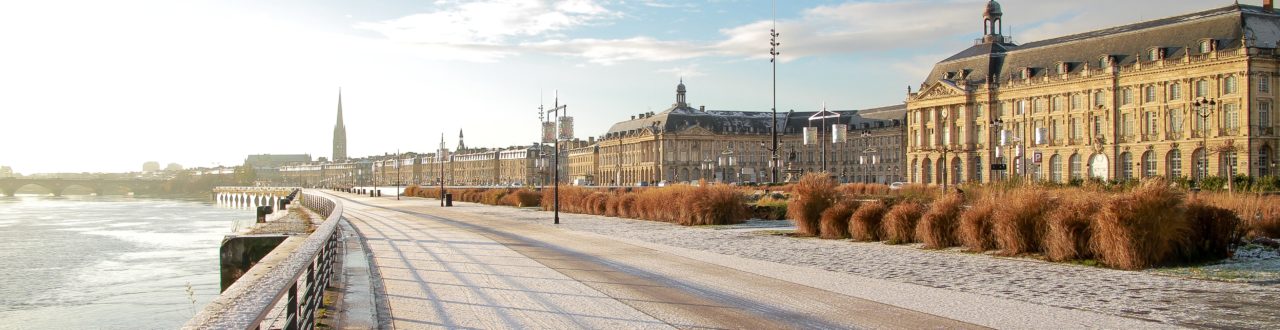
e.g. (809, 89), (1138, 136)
(636, 181), (650, 187)
(889, 182), (906, 190)
(657, 180), (669, 187)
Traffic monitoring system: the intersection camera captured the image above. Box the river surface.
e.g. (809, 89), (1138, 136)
(0, 195), (252, 329)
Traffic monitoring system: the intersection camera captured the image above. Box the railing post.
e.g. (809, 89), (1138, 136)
(286, 282), (298, 330)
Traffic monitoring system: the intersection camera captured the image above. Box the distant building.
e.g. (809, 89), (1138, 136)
(165, 163), (183, 172)
(333, 90), (348, 162)
(142, 161), (160, 173)
(0, 166), (12, 178)
(245, 154), (312, 168)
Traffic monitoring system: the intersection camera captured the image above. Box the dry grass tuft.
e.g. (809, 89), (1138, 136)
(1183, 200), (1242, 262)
(1092, 179), (1190, 270)
(882, 202), (925, 244)
(849, 200), (889, 241)
(958, 196), (998, 252)
(991, 188), (1053, 255)
(1043, 193), (1102, 262)
(819, 200), (860, 239)
(917, 194), (964, 249)
(787, 173), (838, 236)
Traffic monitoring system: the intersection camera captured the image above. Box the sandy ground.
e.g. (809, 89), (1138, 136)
(437, 200), (1280, 329)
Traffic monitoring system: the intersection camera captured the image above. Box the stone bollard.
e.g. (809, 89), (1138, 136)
(256, 205), (273, 223)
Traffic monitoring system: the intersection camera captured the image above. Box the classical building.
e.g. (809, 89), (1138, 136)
(332, 90), (348, 162)
(0, 166), (13, 178)
(906, 1), (1280, 185)
(581, 81), (906, 185)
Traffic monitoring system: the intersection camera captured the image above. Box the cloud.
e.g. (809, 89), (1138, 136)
(522, 37), (709, 65)
(355, 0), (616, 61)
(657, 64), (706, 78)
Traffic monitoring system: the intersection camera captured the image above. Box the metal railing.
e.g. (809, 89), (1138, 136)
(184, 190), (343, 330)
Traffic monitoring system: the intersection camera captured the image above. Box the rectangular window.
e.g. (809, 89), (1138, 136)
(1170, 84), (1182, 100)
(1122, 88), (1134, 105)
(1225, 104), (1239, 130)
(1071, 118), (1082, 140)
(1017, 100), (1026, 115)
(1146, 112), (1158, 136)
(1071, 94), (1082, 110)
(1094, 91), (1105, 107)
(1226, 76), (1238, 94)
(1053, 97), (1064, 112)
(1094, 117), (1104, 138)
(975, 104), (984, 117)
(1034, 99), (1044, 113)
(1145, 86), (1156, 103)
(1261, 101), (1272, 129)
(1262, 76), (1272, 93)
(1122, 113), (1133, 136)
(1196, 80), (1209, 97)
(1169, 110), (1183, 133)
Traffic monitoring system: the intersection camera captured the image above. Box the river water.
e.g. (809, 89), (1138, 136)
(0, 195), (253, 329)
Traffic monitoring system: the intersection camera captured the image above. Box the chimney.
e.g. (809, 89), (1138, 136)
(700, 105), (706, 112)
(631, 115), (636, 120)
(1269, 0), (1275, 12)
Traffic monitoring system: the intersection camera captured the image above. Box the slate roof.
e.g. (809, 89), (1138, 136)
(924, 4), (1280, 85)
(602, 102), (905, 139)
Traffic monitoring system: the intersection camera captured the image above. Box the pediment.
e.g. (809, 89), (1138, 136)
(912, 80), (967, 101)
(678, 125), (715, 135)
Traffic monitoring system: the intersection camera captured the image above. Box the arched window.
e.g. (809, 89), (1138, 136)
(1143, 151), (1157, 178)
(1260, 146), (1272, 176)
(973, 156), (983, 182)
(1121, 152), (1134, 180)
(1193, 148), (1207, 180)
(922, 159), (932, 184)
(952, 157), (962, 185)
(1069, 154), (1083, 181)
(1169, 149), (1183, 178)
(1049, 154), (1062, 183)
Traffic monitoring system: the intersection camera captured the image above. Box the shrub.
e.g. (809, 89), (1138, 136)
(882, 202), (925, 244)
(500, 189), (541, 207)
(1043, 193), (1101, 262)
(819, 200), (859, 239)
(849, 201), (888, 241)
(917, 194), (964, 249)
(787, 173), (838, 236)
(958, 196), (997, 252)
(682, 184), (748, 226)
(1092, 179), (1190, 270)
(991, 188), (1053, 255)
(1183, 200), (1242, 262)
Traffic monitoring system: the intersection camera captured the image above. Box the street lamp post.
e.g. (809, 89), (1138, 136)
(1193, 97), (1217, 192)
(808, 103), (841, 176)
(769, 3), (781, 184)
(544, 92), (568, 224)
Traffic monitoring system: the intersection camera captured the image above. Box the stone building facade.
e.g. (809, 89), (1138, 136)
(907, 1), (1280, 185)
(577, 81), (906, 185)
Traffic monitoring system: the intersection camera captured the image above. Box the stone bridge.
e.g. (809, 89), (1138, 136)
(0, 178), (166, 196)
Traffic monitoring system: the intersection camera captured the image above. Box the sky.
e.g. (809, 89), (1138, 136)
(0, 0), (1247, 174)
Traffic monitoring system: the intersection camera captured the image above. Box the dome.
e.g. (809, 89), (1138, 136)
(984, 0), (1002, 20)
(677, 79), (686, 92)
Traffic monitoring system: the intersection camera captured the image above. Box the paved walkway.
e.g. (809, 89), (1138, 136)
(336, 193), (984, 329)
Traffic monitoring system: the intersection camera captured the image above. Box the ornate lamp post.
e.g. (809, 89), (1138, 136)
(719, 148), (736, 184)
(701, 158), (714, 183)
(1193, 97), (1216, 191)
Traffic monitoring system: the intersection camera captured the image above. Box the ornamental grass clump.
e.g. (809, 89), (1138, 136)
(917, 194), (964, 249)
(991, 188), (1053, 255)
(1092, 179), (1191, 270)
(1182, 200), (1242, 262)
(1043, 193), (1102, 262)
(787, 173), (838, 236)
(882, 202), (925, 244)
(500, 189), (541, 207)
(849, 200), (888, 241)
(958, 196), (998, 252)
(682, 184), (748, 226)
(819, 200), (859, 239)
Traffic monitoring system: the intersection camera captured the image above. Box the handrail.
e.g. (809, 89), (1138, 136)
(183, 189), (343, 330)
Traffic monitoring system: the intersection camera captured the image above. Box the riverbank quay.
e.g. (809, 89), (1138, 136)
(389, 193), (1279, 328)
(184, 189), (374, 329)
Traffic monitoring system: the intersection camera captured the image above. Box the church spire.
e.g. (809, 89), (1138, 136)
(332, 88), (348, 162)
